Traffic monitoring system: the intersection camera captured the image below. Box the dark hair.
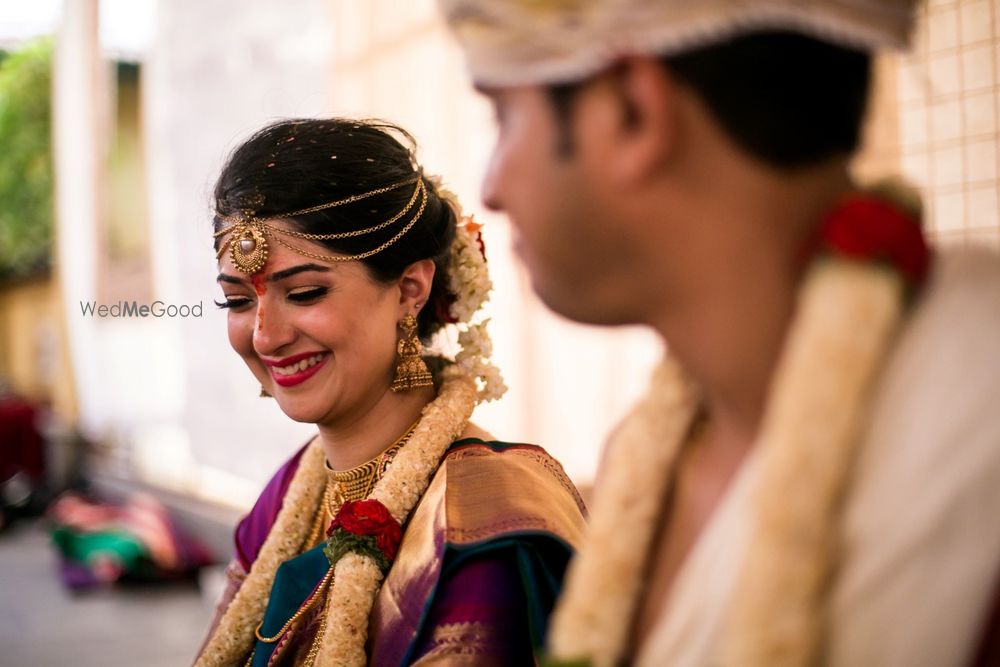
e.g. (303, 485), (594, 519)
(213, 119), (456, 339)
(548, 31), (872, 168)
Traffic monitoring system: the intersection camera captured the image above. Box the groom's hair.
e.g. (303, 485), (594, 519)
(547, 30), (873, 168)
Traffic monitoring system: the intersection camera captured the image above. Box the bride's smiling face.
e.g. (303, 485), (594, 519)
(217, 222), (406, 426)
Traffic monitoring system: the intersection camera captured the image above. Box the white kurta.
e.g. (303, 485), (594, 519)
(637, 247), (1000, 667)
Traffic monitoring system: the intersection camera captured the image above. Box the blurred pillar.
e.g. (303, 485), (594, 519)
(53, 0), (105, 436)
(138, 0), (330, 502)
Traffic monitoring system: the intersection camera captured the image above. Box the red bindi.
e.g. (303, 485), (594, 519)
(251, 274), (267, 331)
(252, 274), (267, 296)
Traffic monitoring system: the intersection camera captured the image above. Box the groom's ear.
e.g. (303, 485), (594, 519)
(598, 55), (680, 187)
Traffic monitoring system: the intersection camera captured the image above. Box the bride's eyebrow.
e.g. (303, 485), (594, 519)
(216, 263), (331, 285)
(268, 263), (331, 282)
(216, 273), (245, 285)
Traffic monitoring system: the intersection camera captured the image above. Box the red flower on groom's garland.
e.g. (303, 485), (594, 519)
(816, 194), (930, 288)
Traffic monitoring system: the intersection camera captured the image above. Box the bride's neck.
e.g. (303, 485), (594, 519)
(317, 385), (436, 470)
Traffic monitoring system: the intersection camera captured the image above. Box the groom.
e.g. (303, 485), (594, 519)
(438, 1), (1000, 665)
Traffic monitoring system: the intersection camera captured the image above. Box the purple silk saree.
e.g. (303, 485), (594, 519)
(201, 438), (586, 666)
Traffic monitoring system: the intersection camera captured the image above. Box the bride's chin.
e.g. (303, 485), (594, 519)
(273, 399), (327, 425)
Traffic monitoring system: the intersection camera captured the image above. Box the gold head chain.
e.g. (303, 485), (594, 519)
(213, 176), (426, 275)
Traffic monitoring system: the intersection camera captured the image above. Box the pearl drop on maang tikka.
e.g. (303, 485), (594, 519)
(228, 223), (269, 274)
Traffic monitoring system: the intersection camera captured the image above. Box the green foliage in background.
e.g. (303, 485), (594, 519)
(0, 38), (54, 281)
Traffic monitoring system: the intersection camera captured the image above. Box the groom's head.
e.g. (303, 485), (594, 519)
(438, 0), (916, 325)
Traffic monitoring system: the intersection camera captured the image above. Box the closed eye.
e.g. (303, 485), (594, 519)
(287, 287), (329, 303)
(215, 296), (253, 310)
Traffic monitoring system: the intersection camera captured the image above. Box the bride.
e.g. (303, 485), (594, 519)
(194, 118), (585, 666)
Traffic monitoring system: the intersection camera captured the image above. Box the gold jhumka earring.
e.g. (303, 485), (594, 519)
(391, 314), (433, 392)
(259, 385), (271, 398)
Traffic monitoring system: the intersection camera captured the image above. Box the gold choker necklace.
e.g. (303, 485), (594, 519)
(302, 419), (420, 550)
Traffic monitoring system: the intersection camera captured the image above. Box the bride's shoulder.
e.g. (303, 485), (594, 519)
(437, 433), (587, 548)
(457, 421), (495, 441)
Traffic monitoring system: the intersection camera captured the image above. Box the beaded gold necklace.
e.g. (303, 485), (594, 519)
(302, 420), (419, 551)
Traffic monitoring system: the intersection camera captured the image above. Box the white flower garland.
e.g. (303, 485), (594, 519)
(548, 256), (906, 666)
(314, 367), (478, 666)
(547, 357), (700, 664)
(194, 442), (327, 667)
(194, 370), (478, 667)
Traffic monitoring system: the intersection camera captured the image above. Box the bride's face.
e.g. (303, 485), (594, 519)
(217, 222), (404, 425)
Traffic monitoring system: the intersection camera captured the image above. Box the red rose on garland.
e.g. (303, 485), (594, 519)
(816, 194), (930, 288)
(324, 499), (403, 572)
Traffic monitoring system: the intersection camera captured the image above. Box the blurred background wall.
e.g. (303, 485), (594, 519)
(0, 0), (996, 510)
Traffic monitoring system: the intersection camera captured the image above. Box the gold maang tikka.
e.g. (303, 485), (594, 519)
(213, 176), (426, 275)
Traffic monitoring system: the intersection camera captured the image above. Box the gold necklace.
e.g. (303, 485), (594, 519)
(256, 417), (426, 660)
(301, 418), (421, 551)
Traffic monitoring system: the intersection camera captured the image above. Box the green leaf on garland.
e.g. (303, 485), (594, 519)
(323, 529), (391, 573)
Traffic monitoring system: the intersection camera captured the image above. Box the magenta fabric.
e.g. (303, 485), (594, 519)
(409, 552), (534, 663)
(234, 444), (308, 570)
(230, 440), (574, 665)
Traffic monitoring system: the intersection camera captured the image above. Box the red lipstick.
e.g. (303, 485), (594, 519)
(263, 351), (330, 388)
